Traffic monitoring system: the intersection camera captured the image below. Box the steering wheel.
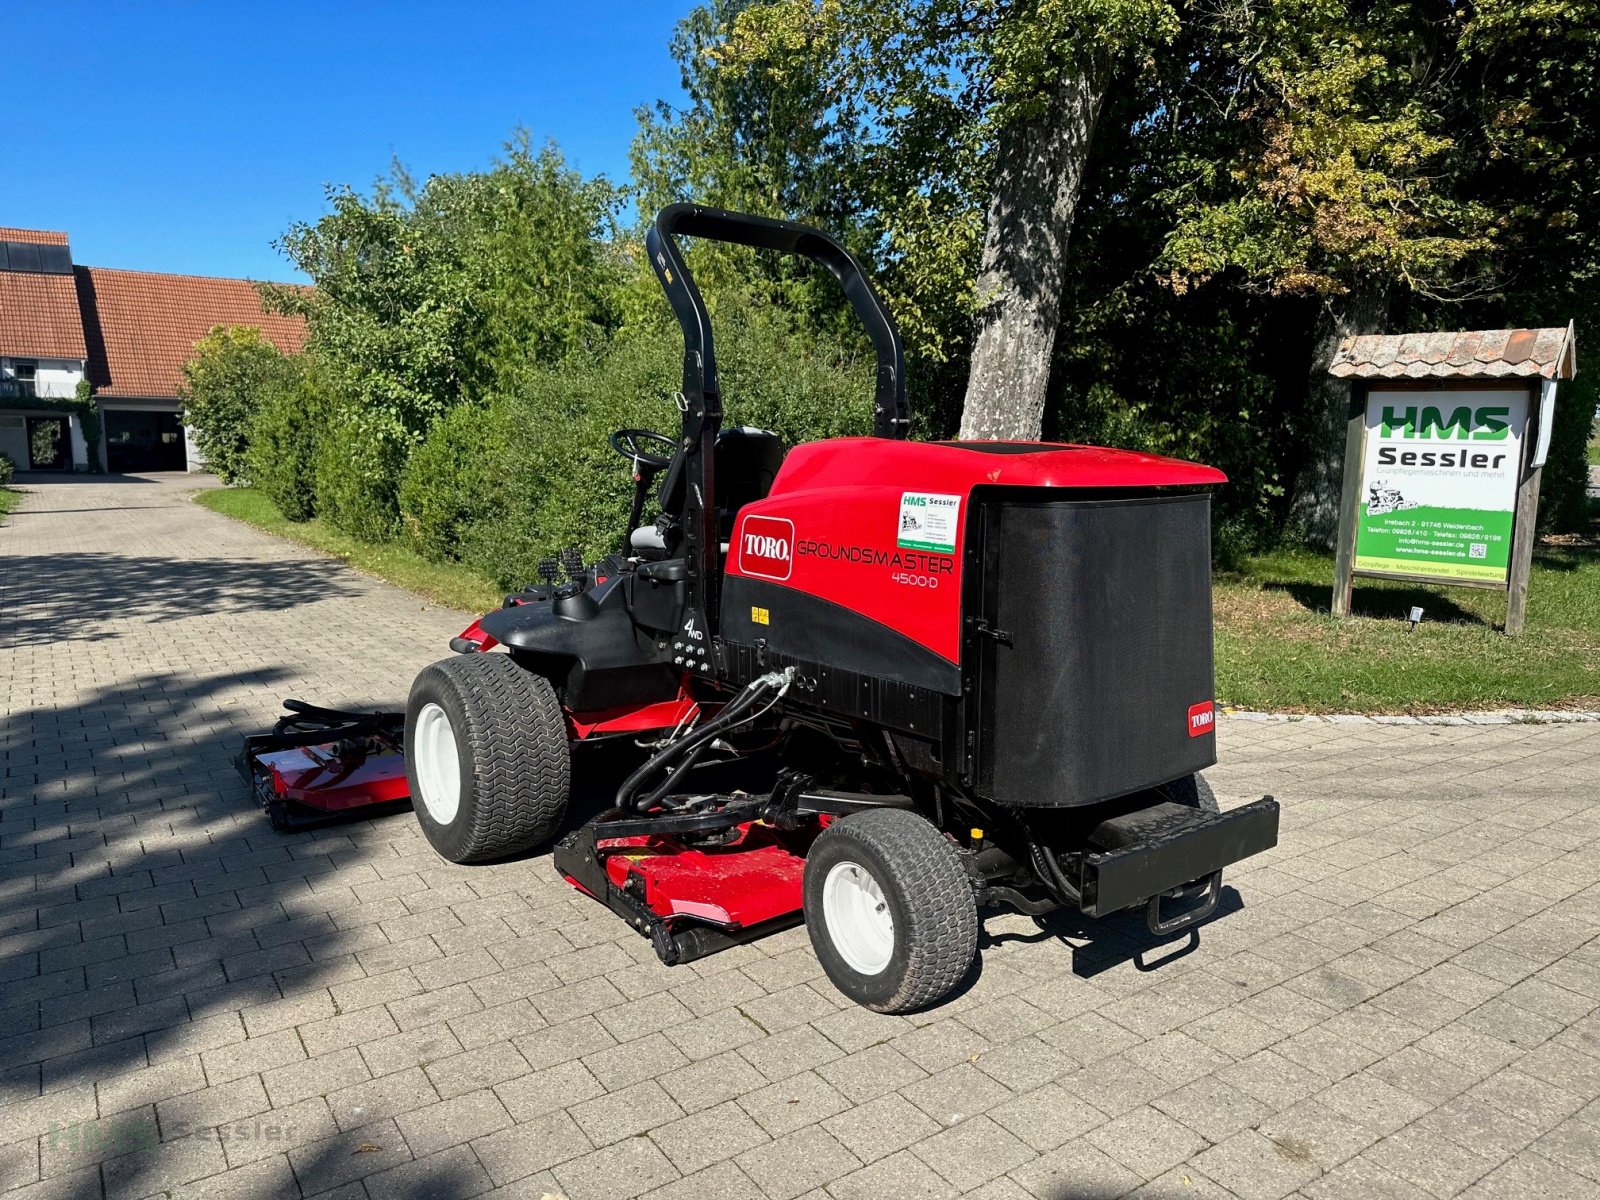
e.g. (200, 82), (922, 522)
(609, 429), (678, 473)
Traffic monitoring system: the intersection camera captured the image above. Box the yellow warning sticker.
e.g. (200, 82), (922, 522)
(751, 606), (770, 625)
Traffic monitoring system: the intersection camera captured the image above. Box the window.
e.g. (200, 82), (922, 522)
(14, 361), (37, 399)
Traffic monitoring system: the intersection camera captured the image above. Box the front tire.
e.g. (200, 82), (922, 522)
(803, 809), (978, 1013)
(406, 655), (570, 863)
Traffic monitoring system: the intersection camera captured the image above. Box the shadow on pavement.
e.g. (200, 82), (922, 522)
(0, 666), (497, 1197)
(981, 887), (1245, 980)
(0, 553), (364, 646)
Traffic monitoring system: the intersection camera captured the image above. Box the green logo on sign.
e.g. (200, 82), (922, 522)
(1379, 405), (1511, 441)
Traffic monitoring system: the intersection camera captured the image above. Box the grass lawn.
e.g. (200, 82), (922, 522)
(1215, 545), (1600, 713)
(193, 487), (502, 613)
(0, 486), (21, 521)
(198, 486), (1599, 715)
(1589, 421), (1600, 465)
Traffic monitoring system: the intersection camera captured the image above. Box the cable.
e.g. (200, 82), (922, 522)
(617, 668), (795, 811)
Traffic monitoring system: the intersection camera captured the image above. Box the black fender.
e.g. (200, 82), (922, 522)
(477, 577), (680, 711)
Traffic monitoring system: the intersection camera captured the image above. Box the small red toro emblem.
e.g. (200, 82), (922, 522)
(739, 515), (794, 582)
(1187, 701), (1215, 737)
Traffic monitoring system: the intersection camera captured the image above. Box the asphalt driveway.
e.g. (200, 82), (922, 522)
(2, 475), (1599, 1200)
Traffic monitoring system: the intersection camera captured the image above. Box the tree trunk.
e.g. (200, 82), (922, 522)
(958, 60), (1109, 441)
(1287, 287), (1387, 546)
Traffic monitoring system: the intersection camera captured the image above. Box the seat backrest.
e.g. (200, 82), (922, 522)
(655, 427), (786, 535)
(715, 428), (786, 531)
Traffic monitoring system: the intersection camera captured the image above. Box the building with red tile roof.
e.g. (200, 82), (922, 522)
(0, 227), (305, 473)
(76, 267), (307, 399)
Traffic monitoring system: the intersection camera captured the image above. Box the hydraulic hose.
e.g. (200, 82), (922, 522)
(617, 668), (795, 811)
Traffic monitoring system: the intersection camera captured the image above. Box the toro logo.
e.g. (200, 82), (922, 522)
(738, 515), (795, 582)
(1187, 701), (1216, 738)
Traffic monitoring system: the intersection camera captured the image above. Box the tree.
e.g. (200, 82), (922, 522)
(709, 0), (1179, 440)
(264, 136), (624, 438)
(178, 326), (299, 484)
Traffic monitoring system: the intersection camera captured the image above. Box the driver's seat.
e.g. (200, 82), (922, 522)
(632, 427), (786, 556)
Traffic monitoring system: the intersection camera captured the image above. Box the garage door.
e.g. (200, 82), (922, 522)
(106, 410), (186, 473)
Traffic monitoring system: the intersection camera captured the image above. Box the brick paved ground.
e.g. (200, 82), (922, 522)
(3, 474), (1599, 1200)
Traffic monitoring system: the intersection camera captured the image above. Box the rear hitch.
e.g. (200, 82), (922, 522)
(1146, 870), (1221, 936)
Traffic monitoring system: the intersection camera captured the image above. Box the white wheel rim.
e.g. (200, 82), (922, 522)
(823, 860), (895, 976)
(414, 702), (462, 826)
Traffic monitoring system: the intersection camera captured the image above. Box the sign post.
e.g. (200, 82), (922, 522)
(1328, 326), (1576, 635)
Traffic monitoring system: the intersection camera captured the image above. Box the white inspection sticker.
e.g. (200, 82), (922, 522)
(898, 492), (962, 553)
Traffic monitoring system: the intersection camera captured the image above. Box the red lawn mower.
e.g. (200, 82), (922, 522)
(259, 205), (1279, 1013)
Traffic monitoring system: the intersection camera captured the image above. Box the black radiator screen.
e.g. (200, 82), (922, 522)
(971, 492), (1217, 807)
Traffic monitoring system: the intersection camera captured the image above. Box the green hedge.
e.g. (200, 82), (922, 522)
(247, 370), (328, 522)
(397, 308), (872, 589)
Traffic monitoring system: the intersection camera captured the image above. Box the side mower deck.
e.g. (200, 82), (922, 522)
(239, 702), (410, 832)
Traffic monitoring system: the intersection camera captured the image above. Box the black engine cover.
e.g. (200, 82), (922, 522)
(967, 491), (1217, 807)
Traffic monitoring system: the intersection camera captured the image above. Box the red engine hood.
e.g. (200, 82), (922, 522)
(770, 438), (1227, 498)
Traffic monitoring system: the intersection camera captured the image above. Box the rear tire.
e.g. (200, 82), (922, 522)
(803, 809), (978, 1013)
(406, 655), (570, 863)
(1159, 771), (1218, 814)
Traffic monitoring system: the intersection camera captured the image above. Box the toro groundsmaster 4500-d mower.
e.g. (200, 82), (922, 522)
(395, 204), (1279, 1012)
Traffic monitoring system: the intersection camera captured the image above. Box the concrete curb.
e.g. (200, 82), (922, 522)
(1222, 708), (1600, 726)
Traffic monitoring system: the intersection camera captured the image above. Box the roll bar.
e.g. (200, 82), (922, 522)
(644, 203), (910, 644)
(646, 203), (909, 439)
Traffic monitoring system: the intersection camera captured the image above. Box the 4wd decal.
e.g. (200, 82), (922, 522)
(898, 492), (961, 553)
(738, 515), (794, 581)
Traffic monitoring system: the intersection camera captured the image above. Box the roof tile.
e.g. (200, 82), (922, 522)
(76, 267), (306, 399)
(1328, 326), (1576, 380)
(0, 228), (69, 246)
(0, 271), (88, 358)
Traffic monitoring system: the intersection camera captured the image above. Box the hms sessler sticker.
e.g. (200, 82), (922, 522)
(898, 492), (961, 553)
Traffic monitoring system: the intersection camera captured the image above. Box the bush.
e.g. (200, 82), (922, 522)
(0, 451), (14, 486)
(398, 401), (519, 562)
(179, 326), (298, 483)
(451, 305), (873, 589)
(247, 368), (329, 521)
(313, 407), (411, 542)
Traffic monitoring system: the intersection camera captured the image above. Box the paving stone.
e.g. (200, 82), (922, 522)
(1190, 1128), (1322, 1200)
(364, 1142), (496, 1198)
(640, 1159), (764, 1200)
(101, 1130), (228, 1200)
(553, 1134), (680, 1200)
(569, 1079), (684, 1145)
(658, 1050), (769, 1114)
(286, 1116), (414, 1194)
(829, 1148), (960, 1200)
(736, 1125), (861, 1200)
(736, 1070), (852, 1138)
(471, 1109), (593, 1185)
(650, 1099), (770, 1174)
(95, 1054), (206, 1116)
(583, 1030), (690, 1091)
(358, 1021), (465, 1078)
(218, 1096), (339, 1168)
(199, 1029), (304, 1087)
(423, 1040), (532, 1099)
(902, 1061), (1013, 1126)
(326, 1064), (440, 1130)
(1009, 1138), (1145, 1199)
(1087, 1104), (1211, 1179)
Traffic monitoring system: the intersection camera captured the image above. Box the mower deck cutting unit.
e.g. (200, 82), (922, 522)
(394, 204), (1279, 1012)
(239, 702), (409, 832)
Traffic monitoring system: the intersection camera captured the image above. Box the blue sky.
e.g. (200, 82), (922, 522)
(9, 2), (689, 282)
